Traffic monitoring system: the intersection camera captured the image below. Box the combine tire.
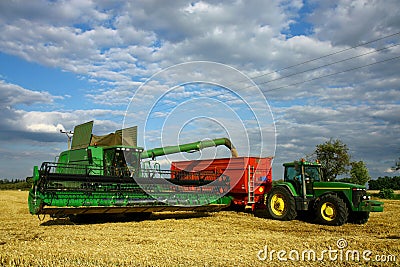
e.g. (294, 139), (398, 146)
(125, 212), (152, 221)
(316, 195), (348, 226)
(266, 187), (297, 221)
(348, 211), (370, 224)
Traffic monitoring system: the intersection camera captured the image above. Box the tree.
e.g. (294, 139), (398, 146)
(336, 177), (352, 183)
(369, 176), (400, 190)
(312, 138), (351, 181)
(349, 161), (370, 185)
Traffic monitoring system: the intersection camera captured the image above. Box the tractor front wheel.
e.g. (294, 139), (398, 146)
(316, 195), (348, 226)
(266, 186), (297, 221)
(348, 211), (370, 224)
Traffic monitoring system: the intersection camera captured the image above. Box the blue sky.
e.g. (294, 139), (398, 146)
(0, 0), (399, 180)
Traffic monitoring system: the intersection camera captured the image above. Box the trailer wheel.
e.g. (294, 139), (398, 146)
(316, 195), (348, 226)
(348, 211), (370, 224)
(266, 187), (297, 221)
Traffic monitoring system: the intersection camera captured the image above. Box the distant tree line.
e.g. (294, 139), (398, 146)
(0, 179), (23, 184)
(368, 176), (400, 190)
(0, 179), (31, 190)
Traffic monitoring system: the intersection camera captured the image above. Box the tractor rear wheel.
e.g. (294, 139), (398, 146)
(266, 186), (297, 221)
(315, 195), (348, 226)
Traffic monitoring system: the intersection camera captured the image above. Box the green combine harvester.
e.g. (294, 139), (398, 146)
(28, 121), (237, 218)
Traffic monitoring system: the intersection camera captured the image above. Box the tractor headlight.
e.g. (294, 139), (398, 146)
(362, 195), (370, 200)
(352, 188), (368, 206)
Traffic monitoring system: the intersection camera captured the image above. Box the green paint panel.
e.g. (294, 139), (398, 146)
(71, 121), (93, 150)
(271, 182), (299, 197)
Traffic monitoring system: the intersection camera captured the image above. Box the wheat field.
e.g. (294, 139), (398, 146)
(0, 190), (399, 266)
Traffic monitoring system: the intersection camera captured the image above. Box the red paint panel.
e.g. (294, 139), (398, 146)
(171, 157), (273, 195)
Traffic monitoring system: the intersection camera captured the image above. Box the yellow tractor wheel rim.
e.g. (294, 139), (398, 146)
(270, 194), (285, 216)
(321, 202), (336, 221)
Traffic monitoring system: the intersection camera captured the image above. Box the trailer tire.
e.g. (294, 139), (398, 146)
(348, 211), (370, 224)
(266, 186), (297, 221)
(316, 195), (348, 226)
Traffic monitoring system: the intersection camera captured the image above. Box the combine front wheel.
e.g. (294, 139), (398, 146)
(266, 187), (297, 221)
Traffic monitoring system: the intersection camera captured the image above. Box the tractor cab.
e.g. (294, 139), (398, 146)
(283, 160), (321, 197)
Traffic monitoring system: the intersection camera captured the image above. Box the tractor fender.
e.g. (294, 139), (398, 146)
(312, 191), (351, 211)
(269, 183), (298, 197)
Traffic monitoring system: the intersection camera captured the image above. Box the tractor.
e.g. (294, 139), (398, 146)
(265, 159), (384, 225)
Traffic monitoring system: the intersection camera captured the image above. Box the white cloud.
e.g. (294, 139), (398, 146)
(0, 80), (126, 144)
(309, 0), (400, 46)
(26, 123), (65, 133)
(0, 80), (57, 107)
(385, 168), (399, 174)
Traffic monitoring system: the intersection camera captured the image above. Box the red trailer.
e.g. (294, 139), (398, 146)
(171, 157), (273, 210)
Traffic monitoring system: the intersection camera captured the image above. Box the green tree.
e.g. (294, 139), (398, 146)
(312, 138), (351, 181)
(349, 161), (370, 185)
(336, 177), (352, 183)
(378, 188), (394, 199)
(369, 176), (400, 190)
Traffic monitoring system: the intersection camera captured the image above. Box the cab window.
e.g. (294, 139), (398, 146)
(285, 166), (301, 181)
(304, 166), (321, 182)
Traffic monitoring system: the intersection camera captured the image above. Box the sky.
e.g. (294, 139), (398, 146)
(0, 0), (399, 181)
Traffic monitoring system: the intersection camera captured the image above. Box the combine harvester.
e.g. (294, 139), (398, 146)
(28, 121), (238, 218)
(28, 121), (383, 225)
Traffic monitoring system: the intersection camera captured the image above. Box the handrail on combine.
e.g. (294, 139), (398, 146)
(38, 161), (230, 187)
(40, 162), (101, 176)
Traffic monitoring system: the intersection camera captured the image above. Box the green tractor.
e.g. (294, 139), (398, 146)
(266, 160), (384, 225)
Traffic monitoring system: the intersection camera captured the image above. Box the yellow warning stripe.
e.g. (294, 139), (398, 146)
(313, 187), (351, 190)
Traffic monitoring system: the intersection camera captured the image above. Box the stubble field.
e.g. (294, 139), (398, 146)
(0, 190), (399, 266)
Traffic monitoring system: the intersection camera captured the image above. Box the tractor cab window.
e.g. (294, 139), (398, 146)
(285, 165), (302, 194)
(304, 166), (321, 182)
(285, 166), (301, 182)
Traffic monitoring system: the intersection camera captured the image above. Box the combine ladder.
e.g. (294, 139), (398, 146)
(246, 165), (255, 210)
